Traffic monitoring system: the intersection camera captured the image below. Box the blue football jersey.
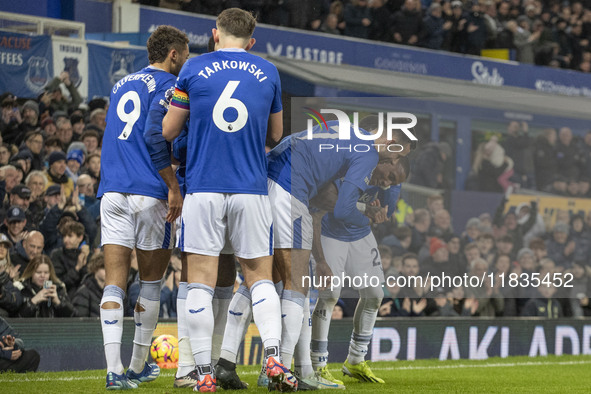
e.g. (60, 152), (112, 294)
(322, 183), (402, 242)
(267, 120), (379, 206)
(174, 49), (282, 195)
(98, 66), (175, 200)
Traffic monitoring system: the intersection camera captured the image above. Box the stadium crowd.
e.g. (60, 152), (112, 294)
(141, 0), (591, 72)
(0, 73), (590, 323)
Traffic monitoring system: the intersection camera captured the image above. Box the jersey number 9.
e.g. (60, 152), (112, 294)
(117, 91), (141, 140)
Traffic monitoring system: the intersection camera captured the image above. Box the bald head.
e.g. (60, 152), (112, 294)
(24, 231), (45, 259)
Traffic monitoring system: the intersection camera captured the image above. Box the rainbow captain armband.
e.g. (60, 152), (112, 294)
(170, 88), (190, 110)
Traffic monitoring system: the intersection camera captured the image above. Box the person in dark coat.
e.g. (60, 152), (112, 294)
(72, 252), (104, 317)
(534, 128), (558, 191)
(410, 142), (451, 188)
(15, 255), (75, 318)
(50, 221), (90, 296)
(343, 0), (372, 39)
(421, 3), (451, 49)
(0, 316), (40, 373)
(390, 0), (423, 45)
(464, 1), (488, 55)
(555, 127), (580, 180)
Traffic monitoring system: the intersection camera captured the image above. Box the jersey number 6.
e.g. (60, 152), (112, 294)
(212, 80), (248, 133)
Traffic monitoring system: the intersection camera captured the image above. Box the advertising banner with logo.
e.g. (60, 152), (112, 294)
(52, 37), (88, 101)
(8, 318), (590, 371)
(139, 7), (591, 98)
(0, 31), (52, 99)
(87, 42), (148, 99)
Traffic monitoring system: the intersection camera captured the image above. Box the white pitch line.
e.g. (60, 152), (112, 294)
(2, 360), (591, 383)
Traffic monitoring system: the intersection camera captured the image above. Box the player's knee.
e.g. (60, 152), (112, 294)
(100, 285), (125, 309)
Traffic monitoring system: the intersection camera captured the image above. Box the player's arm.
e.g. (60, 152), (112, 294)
(267, 111), (283, 143)
(163, 86), (190, 142)
(146, 88), (183, 222)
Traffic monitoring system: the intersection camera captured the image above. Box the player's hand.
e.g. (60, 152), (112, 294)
(57, 186), (67, 210)
(314, 259), (333, 291)
(365, 204), (388, 224)
(166, 187), (183, 223)
(564, 240), (575, 256)
(10, 349), (22, 361)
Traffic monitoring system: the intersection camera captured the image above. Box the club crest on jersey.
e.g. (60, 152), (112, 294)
(110, 51), (136, 86)
(63, 57), (81, 87)
(25, 56), (50, 94)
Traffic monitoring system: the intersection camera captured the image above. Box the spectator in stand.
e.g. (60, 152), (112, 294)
(44, 136), (63, 157)
(578, 131), (591, 176)
(465, 0), (488, 55)
(82, 153), (100, 193)
(529, 237), (548, 264)
(447, 235), (464, 271)
(10, 231), (44, 277)
(368, 0), (391, 41)
(471, 137), (515, 193)
(494, 197), (537, 251)
(476, 233), (496, 264)
(55, 118), (74, 149)
(0, 145), (11, 167)
(1, 165), (20, 196)
(321, 13), (341, 35)
(409, 208), (431, 253)
(70, 113), (85, 142)
(569, 214), (590, 263)
(88, 109), (107, 133)
(556, 127), (581, 180)
(464, 257), (504, 316)
(507, 18), (541, 64)
(410, 142), (452, 188)
(546, 222), (574, 269)
(421, 3), (453, 49)
(22, 131), (44, 172)
(483, 0), (502, 48)
(0, 96), (22, 145)
(516, 201), (546, 246)
(15, 255), (75, 318)
(566, 178), (580, 197)
(516, 247), (537, 274)
(429, 209), (455, 240)
(502, 121), (534, 188)
(39, 72), (82, 114)
(72, 252), (105, 317)
(44, 151), (74, 198)
(463, 242), (481, 272)
(568, 261), (591, 317)
(51, 221), (90, 297)
(40, 117), (56, 138)
(553, 18), (572, 68)
(397, 253), (428, 316)
(390, 0), (423, 46)
(17, 100), (40, 141)
(76, 174), (100, 221)
(427, 194), (445, 216)
(0, 234), (22, 317)
(577, 177), (590, 197)
(382, 226), (412, 256)
(443, 0), (468, 52)
(344, 0), (372, 39)
(1, 206), (28, 246)
(0, 317), (40, 373)
(495, 234), (516, 261)
(65, 150), (84, 184)
(521, 283), (562, 317)
(80, 130), (101, 155)
(460, 217), (481, 248)
(494, 253), (518, 316)
(543, 175), (568, 195)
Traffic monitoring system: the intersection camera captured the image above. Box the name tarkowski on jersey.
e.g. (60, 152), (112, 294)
(197, 60), (268, 82)
(112, 73), (156, 94)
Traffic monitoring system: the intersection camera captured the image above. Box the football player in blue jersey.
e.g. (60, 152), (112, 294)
(97, 26), (189, 390)
(310, 156), (410, 386)
(266, 115), (413, 385)
(162, 9), (292, 392)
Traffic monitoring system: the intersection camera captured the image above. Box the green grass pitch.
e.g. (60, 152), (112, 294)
(2, 355), (591, 393)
